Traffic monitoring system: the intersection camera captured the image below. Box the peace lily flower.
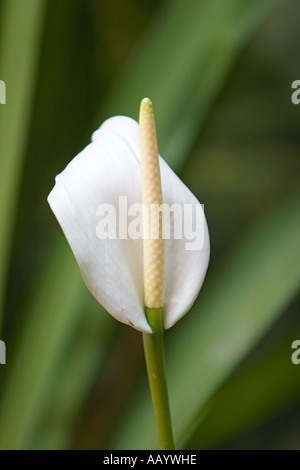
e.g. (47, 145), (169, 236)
(48, 99), (210, 334)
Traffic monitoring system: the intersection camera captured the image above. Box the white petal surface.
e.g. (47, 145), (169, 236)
(160, 159), (210, 328)
(48, 116), (209, 332)
(48, 117), (148, 332)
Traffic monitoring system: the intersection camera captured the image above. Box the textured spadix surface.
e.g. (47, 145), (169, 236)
(139, 98), (165, 309)
(48, 116), (210, 332)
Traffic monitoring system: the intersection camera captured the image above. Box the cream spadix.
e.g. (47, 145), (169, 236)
(48, 110), (210, 333)
(139, 98), (165, 310)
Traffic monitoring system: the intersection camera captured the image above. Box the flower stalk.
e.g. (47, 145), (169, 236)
(139, 98), (174, 450)
(142, 308), (175, 450)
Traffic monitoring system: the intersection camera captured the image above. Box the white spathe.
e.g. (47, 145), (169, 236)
(48, 116), (210, 333)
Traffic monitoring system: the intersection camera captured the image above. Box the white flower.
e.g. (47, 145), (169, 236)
(48, 116), (210, 333)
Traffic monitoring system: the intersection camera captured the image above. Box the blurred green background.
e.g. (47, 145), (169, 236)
(0, 0), (299, 450)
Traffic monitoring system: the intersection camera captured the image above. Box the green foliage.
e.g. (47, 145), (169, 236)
(185, 331), (300, 449)
(105, 0), (275, 171)
(0, 0), (46, 321)
(0, 0), (299, 450)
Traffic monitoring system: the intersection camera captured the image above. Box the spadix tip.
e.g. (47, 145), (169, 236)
(140, 97), (153, 111)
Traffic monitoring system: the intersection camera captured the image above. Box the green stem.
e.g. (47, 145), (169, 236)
(142, 307), (175, 450)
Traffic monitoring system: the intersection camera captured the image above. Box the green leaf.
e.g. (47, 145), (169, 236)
(0, 239), (86, 449)
(185, 332), (300, 449)
(33, 306), (117, 450)
(0, 0), (107, 450)
(111, 194), (300, 449)
(0, 0), (46, 324)
(105, 0), (275, 171)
